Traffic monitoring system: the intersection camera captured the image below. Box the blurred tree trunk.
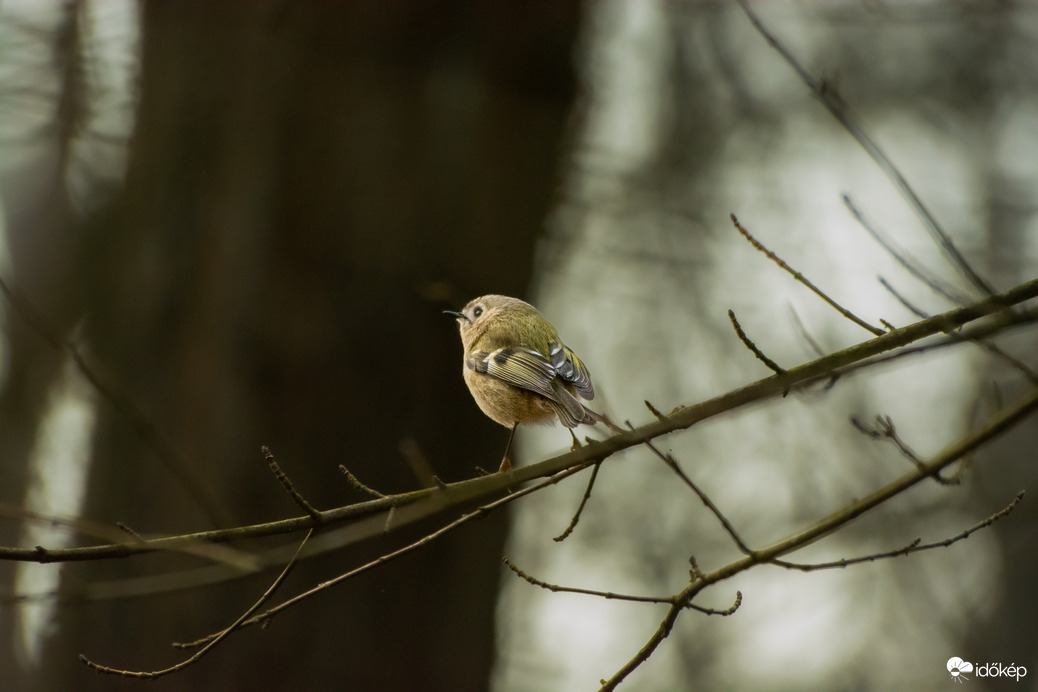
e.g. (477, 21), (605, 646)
(2, 2), (581, 690)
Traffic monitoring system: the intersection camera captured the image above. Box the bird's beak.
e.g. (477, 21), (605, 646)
(443, 310), (468, 322)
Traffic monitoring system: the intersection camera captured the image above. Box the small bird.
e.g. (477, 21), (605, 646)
(445, 294), (597, 472)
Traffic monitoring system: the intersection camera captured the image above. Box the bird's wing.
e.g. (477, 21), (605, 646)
(548, 340), (594, 400)
(467, 347), (590, 427)
(468, 347), (556, 400)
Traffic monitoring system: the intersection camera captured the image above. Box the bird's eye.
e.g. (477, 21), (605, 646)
(473, 306), (484, 318)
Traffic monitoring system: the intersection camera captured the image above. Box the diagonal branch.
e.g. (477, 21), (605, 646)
(639, 437), (754, 555)
(1, 279), (1037, 571)
(771, 491), (1024, 571)
(504, 557), (742, 616)
(728, 309), (785, 374)
(175, 462), (594, 648)
(553, 461), (602, 542)
(0, 274), (227, 525)
(736, 0), (996, 296)
(79, 528), (313, 679)
(843, 194), (971, 305)
(601, 387), (1038, 689)
(731, 214), (886, 336)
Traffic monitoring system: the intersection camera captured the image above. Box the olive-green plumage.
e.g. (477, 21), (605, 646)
(446, 294), (597, 471)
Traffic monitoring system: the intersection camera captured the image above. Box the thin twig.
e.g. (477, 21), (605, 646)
(728, 309), (784, 373)
(0, 504), (259, 573)
(553, 462), (602, 542)
(338, 465), (387, 499)
(771, 491), (1024, 571)
(851, 415), (954, 484)
(115, 523), (145, 542)
(263, 446), (322, 522)
(177, 462), (595, 648)
(731, 214), (885, 336)
(879, 279), (1038, 385)
(637, 433), (754, 556)
(2, 280), (1037, 567)
(601, 390), (1038, 690)
(879, 277), (931, 318)
(835, 311), (1038, 383)
(787, 305), (826, 358)
(504, 558), (742, 616)
(843, 194), (971, 305)
(0, 274), (227, 525)
(504, 558), (672, 604)
(736, 0), (996, 297)
(80, 528), (313, 678)
(644, 400), (667, 420)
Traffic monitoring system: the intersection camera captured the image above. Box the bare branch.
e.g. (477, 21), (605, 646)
(688, 590), (742, 617)
(0, 274), (227, 525)
(728, 309), (785, 374)
(338, 465), (387, 499)
(771, 491), (1024, 571)
(878, 279), (1038, 385)
(644, 400), (666, 420)
(0, 504), (259, 574)
(736, 0), (997, 296)
(851, 415), (955, 484)
(178, 463), (595, 647)
(731, 214), (885, 336)
(80, 529), (313, 679)
(602, 390), (1038, 688)
(115, 523), (146, 542)
(787, 305), (826, 358)
(503, 558), (671, 604)
(843, 194), (971, 305)
(263, 446), (322, 522)
(0, 280), (1036, 574)
(734, 0), (992, 298)
(504, 557), (743, 618)
(553, 462), (602, 542)
(638, 436), (753, 556)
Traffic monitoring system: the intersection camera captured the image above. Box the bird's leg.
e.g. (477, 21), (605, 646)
(499, 424), (518, 473)
(569, 428), (581, 452)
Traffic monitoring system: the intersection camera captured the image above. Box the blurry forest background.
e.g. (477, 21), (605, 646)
(0, 2), (1036, 691)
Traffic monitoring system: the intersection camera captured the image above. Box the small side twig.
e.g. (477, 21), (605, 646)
(263, 446), (323, 521)
(843, 194), (971, 305)
(177, 462), (596, 647)
(686, 590), (742, 617)
(880, 278), (1038, 386)
(728, 309), (785, 374)
(81, 528), (313, 678)
(504, 558), (742, 616)
(772, 491), (1024, 571)
(338, 465), (387, 499)
(644, 400), (666, 420)
(851, 415), (954, 484)
(553, 462), (602, 542)
(637, 432), (754, 556)
(736, 0), (997, 297)
(787, 305), (826, 358)
(0, 275), (227, 526)
(115, 523), (145, 543)
(731, 214), (885, 336)
(504, 558), (671, 604)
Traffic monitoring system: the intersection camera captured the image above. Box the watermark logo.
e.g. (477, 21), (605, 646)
(947, 657), (973, 683)
(947, 657), (1027, 683)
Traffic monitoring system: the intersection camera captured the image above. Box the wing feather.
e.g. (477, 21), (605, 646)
(466, 346), (595, 427)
